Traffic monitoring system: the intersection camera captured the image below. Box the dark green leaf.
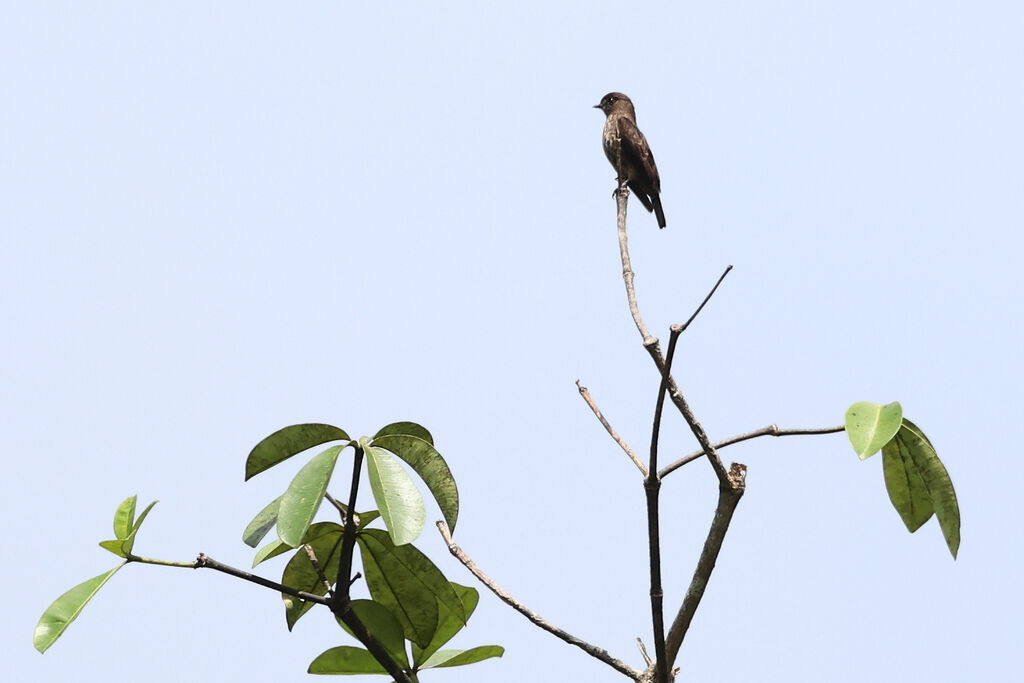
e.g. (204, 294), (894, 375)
(245, 423), (350, 481)
(845, 401), (902, 460)
(365, 446), (426, 545)
(281, 523), (345, 629)
(335, 599), (410, 668)
(414, 583), (480, 665)
(882, 431), (934, 532)
(242, 494), (283, 548)
(370, 434), (459, 532)
(358, 529), (465, 648)
(112, 495), (137, 540)
(420, 646), (504, 669)
(374, 421), (434, 445)
(902, 419), (961, 558)
(278, 445), (343, 547)
(34, 565), (124, 653)
(307, 646), (387, 674)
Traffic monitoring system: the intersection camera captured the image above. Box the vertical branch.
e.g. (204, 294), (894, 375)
(329, 445), (414, 683)
(616, 189), (659, 349)
(646, 327), (682, 683)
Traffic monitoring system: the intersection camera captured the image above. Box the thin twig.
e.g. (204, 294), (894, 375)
(436, 521), (643, 681)
(645, 326), (681, 683)
(193, 554), (329, 605)
(664, 464), (746, 668)
(304, 544), (334, 598)
(679, 265), (732, 333)
(576, 379), (647, 475)
(658, 424), (846, 479)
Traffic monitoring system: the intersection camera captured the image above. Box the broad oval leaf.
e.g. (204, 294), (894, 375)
(336, 599), (410, 668)
(900, 419), (960, 558)
(845, 401), (902, 460)
(358, 528), (466, 648)
(242, 494), (283, 548)
(34, 565), (124, 653)
(366, 446), (426, 546)
(370, 434), (458, 532)
(278, 445), (344, 547)
(308, 646), (387, 675)
(374, 421), (434, 445)
(113, 495), (137, 540)
(413, 583), (480, 665)
(245, 423), (350, 481)
(420, 645), (505, 669)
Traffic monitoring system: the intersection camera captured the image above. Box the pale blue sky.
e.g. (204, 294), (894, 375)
(4, 3), (1021, 681)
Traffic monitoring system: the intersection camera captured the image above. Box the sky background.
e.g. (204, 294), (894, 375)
(4, 2), (1022, 681)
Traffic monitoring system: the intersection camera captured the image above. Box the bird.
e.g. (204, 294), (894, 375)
(594, 92), (666, 229)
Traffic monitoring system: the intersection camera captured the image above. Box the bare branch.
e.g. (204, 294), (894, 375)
(616, 189), (658, 347)
(679, 265), (732, 333)
(437, 521), (643, 681)
(576, 379), (647, 476)
(658, 424), (846, 479)
(193, 554), (329, 605)
(664, 464), (746, 667)
(304, 544), (334, 599)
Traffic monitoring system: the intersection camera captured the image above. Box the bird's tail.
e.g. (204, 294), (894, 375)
(652, 194), (667, 229)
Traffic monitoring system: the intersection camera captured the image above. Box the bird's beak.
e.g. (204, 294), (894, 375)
(593, 104), (602, 110)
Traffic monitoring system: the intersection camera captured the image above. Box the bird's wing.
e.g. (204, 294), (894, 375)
(616, 117), (661, 192)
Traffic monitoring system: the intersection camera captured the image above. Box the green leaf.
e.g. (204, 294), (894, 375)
(243, 495), (283, 548)
(365, 446), (427, 546)
(420, 645), (504, 669)
(281, 523), (345, 630)
(882, 432), (934, 532)
(123, 500), (157, 556)
(278, 445), (344, 547)
(371, 434), (459, 532)
(374, 421), (434, 445)
(245, 423), (350, 481)
(413, 583), (480, 665)
(113, 495), (137, 540)
(307, 646), (388, 675)
(98, 540), (127, 558)
(336, 599), (410, 668)
(252, 538), (292, 567)
(845, 401), (903, 460)
(34, 565), (124, 653)
(898, 419), (961, 558)
(357, 529), (465, 648)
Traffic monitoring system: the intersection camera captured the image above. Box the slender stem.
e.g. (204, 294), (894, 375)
(616, 189), (658, 347)
(334, 446), (364, 593)
(576, 379), (647, 475)
(646, 327), (680, 683)
(679, 265), (732, 333)
(127, 555), (194, 569)
(658, 424), (846, 479)
(193, 554), (329, 605)
(304, 544), (334, 599)
(664, 465), (746, 667)
(436, 521), (643, 681)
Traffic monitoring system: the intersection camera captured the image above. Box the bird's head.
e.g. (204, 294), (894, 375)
(594, 92), (635, 118)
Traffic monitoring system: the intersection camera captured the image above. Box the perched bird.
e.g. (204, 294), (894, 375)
(594, 92), (666, 228)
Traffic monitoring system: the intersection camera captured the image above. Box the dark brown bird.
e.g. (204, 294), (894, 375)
(594, 92), (666, 228)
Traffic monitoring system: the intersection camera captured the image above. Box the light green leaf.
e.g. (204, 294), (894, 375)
(420, 645), (505, 669)
(252, 538), (291, 567)
(336, 599), (410, 668)
(845, 401), (903, 460)
(371, 434), (459, 533)
(365, 446), (426, 546)
(112, 495), (137, 540)
(243, 494), (283, 548)
(98, 540), (127, 558)
(34, 565), (124, 653)
(307, 646), (387, 675)
(245, 423), (350, 481)
(122, 500), (157, 556)
(278, 445), (343, 547)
